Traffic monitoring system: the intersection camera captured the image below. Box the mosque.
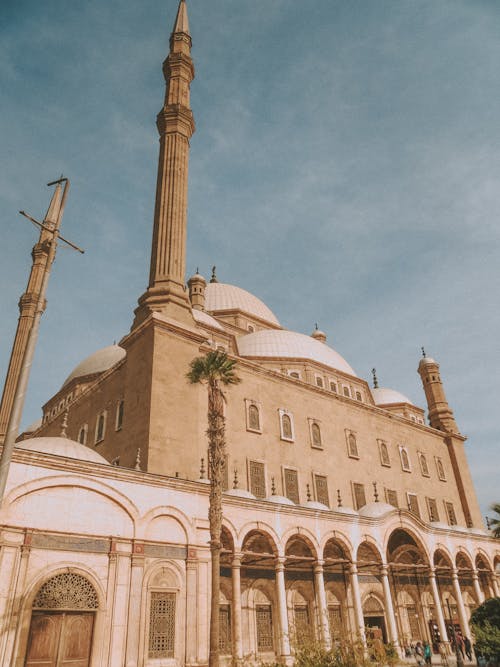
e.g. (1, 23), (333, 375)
(0, 1), (498, 666)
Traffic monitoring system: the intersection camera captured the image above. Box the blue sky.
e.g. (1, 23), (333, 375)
(1, 1), (499, 520)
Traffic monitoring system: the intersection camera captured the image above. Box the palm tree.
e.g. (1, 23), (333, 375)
(489, 502), (500, 538)
(187, 350), (240, 667)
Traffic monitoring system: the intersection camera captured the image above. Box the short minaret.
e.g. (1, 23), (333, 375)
(0, 185), (62, 442)
(133, 0), (195, 327)
(417, 349), (459, 433)
(187, 270), (206, 311)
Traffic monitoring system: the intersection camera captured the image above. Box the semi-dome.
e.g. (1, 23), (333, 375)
(237, 329), (356, 376)
(16, 437), (110, 465)
(205, 283), (280, 327)
(265, 494), (295, 505)
(302, 500), (329, 510)
(372, 387), (414, 406)
(224, 488), (256, 499)
(62, 345), (126, 388)
(192, 309), (224, 331)
(358, 502), (395, 518)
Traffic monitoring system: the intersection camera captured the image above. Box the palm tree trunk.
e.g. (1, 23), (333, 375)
(208, 380), (225, 667)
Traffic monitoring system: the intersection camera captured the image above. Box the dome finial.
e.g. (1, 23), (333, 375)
(337, 489), (343, 508)
(373, 481), (379, 502)
(421, 346), (426, 358)
(134, 448), (141, 471)
(210, 266), (218, 283)
(306, 483), (311, 502)
(233, 468), (239, 489)
(200, 457), (206, 479)
(60, 409), (69, 438)
(371, 368), (379, 389)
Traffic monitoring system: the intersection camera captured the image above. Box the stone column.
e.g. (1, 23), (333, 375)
(491, 574), (500, 598)
(185, 551), (198, 666)
(349, 563), (366, 643)
(275, 557), (291, 658)
(451, 569), (471, 638)
(0, 537), (22, 665)
(231, 553), (243, 662)
(472, 570), (485, 604)
(125, 543), (145, 667)
(381, 565), (399, 649)
(108, 545), (132, 666)
(429, 568), (449, 649)
(313, 560), (331, 649)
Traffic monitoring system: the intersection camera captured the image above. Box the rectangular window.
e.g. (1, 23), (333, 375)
(314, 474), (330, 507)
(328, 606), (343, 641)
(294, 605), (311, 643)
(353, 483), (366, 510)
(385, 488), (398, 508)
(284, 468), (300, 504)
(219, 604), (231, 654)
(406, 604), (420, 640)
(249, 460), (266, 498)
(444, 501), (457, 525)
(427, 497), (439, 522)
(148, 591), (176, 658)
(256, 605), (273, 651)
(407, 493), (420, 518)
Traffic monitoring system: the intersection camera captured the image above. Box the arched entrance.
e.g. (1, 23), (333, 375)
(284, 535), (317, 646)
(357, 542), (386, 642)
(25, 572), (98, 667)
(323, 538), (351, 641)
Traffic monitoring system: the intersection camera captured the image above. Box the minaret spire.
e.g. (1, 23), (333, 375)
(133, 0), (195, 327)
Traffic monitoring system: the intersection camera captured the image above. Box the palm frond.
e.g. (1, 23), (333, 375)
(187, 350), (241, 386)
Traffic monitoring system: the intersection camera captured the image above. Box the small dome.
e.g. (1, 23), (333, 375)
(63, 345), (125, 388)
(311, 328), (327, 343)
(224, 488), (256, 499)
(418, 357), (437, 369)
(16, 437), (109, 465)
(238, 329), (356, 376)
(302, 500), (329, 510)
(205, 283), (280, 326)
(265, 494), (295, 505)
(333, 505), (359, 516)
(372, 387), (414, 406)
(188, 271), (206, 283)
(192, 309), (225, 331)
(359, 502), (395, 518)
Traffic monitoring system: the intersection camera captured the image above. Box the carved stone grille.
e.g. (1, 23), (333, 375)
(314, 474), (329, 507)
(406, 604), (420, 640)
(408, 494), (420, 518)
(379, 442), (390, 466)
(427, 497), (439, 522)
(249, 460), (266, 498)
(148, 592), (176, 658)
(353, 483), (366, 510)
(219, 604), (231, 653)
(385, 489), (398, 508)
(284, 468), (299, 504)
(294, 605), (311, 642)
(33, 573), (98, 610)
(445, 501), (457, 525)
(328, 605), (343, 640)
(256, 605), (273, 651)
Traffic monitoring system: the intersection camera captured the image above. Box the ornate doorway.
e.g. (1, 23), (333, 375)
(24, 573), (98, 667)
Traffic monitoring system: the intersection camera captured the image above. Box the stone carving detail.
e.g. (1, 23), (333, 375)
(149, 592), (176, 658)
(33, 573), (98, 610)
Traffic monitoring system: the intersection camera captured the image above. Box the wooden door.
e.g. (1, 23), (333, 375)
(25, 612), (93, 667)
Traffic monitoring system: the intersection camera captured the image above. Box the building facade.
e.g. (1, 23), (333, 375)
(0, 2), (498, 666)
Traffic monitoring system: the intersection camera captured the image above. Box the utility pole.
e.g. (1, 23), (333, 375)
(0, 177), (83, 504)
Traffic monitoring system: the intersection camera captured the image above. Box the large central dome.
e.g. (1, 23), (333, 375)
(205, 283), (280, 327)
(237, 330), (356, 376)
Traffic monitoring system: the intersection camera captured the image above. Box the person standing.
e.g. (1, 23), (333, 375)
(424, 641), (432, 665)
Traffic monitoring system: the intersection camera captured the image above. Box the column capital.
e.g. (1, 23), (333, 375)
(314, 560), (324, 573)
(349, 562), (358, 575)
(451, 567), (459, 580)
(231, 553), (243, 568)
(275, 556), (286, 572)
(472, 569), (479, 580)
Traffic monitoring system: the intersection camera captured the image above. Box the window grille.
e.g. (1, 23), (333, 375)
(436, 457), (446, 481)
(427, 497), (439, 522)
(407, 493), (420, 518)
(385, 489), (398, 508)
(219, 604), (231, 654)
(148, 592), (176, 658)
(284, 468), (300, 503)
(314, 474), (330, 507)
(281, 413), (293, 440)
(419, 454), (430, 476)
(353, 483), (366, 510)
(379, 441), (390, 466)
(294, 605), (311, 643)
(249, 461), (266, 498)
(347, 433), (359, 458)
(256, 605), (273, 651)
(248, 404), (260, 431)
(311, 422), (322, 448)
(406, 604), (420, 640)
(33, 573), (98, 610)
(328, 605), (343, 640)
(444, 501), (457, 525)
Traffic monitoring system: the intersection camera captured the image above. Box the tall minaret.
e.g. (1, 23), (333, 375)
(417, 353), (459, 433)
(133, 0), (195, 327)
(0, 185), (62, 441)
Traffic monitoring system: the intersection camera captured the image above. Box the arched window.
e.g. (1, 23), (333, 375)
(329, 381), (337, 393)
(248, 404), (260, 431)
(355, 391), (362, 401)
(95, 411), (106, 444)
(115, 400), (124, 430)
(289, 371), (300, 379)
(419, 453), (429, 477)
(347, 432), (359, 458)
(435, 457), (446, 481)
(279, 410), (293, 441)
(400, 447), (411, 472)
(379, 441), (390, 466)
(311, 422), (322, 448)
(315, 376), (324, 388)
(343, 386), (350, 398)
(78, 424), (88, 446)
